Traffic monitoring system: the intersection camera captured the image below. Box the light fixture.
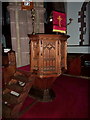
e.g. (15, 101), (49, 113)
(49, 16), (53, 22)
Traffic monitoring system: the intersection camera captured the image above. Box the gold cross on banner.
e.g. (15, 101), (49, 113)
(57, 16), (62, 27)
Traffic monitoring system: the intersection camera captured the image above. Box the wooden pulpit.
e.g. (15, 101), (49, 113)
(28, 34), (69, 101)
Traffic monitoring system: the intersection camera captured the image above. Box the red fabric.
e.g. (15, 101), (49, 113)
(53, 11), (66, 32)
(18, 65), (88, 118)
(18, 65), (30, 71)
(53, 25), (66, 32)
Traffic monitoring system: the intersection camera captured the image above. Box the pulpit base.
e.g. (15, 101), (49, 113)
(29, 87), (55, 102)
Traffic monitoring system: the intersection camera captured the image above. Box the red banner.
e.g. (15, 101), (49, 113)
(53, 11), (66, 33)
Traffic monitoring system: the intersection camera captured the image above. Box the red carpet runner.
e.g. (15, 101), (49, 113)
(18, 65), (88, 118)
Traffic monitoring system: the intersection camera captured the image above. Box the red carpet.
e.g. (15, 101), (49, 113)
(18, 65), (88, 118)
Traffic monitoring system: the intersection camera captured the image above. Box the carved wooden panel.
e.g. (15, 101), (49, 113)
(32, 41), (39, 70)
(61, 40), (67, 72)
(43, 41), (56, 72)
(28, 34), (69, 78)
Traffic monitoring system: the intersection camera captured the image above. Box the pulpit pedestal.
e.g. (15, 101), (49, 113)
(28, 34), (69, 102)
(29, 77), (56, 102)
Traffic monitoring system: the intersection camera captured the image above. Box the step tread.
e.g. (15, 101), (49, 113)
(6, 81), (32, 93)
(11, 75), (28, 83)
(3, 92), (21, 105)
(6, 83), (25, 93)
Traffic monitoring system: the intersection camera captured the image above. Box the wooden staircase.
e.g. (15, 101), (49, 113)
(2, 50), (34, 118)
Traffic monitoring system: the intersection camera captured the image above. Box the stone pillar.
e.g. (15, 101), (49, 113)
(7, 2), (32, 67)
(34, 2), (45, 33)
(8, 2), (45, 67)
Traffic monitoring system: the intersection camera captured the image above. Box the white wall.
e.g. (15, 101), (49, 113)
(67, 2), (82, 45)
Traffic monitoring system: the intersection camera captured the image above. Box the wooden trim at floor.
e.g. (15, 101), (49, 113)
(63, 74), (90, 80)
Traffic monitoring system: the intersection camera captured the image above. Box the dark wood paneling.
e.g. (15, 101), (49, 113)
(67, 53), (90, 77)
